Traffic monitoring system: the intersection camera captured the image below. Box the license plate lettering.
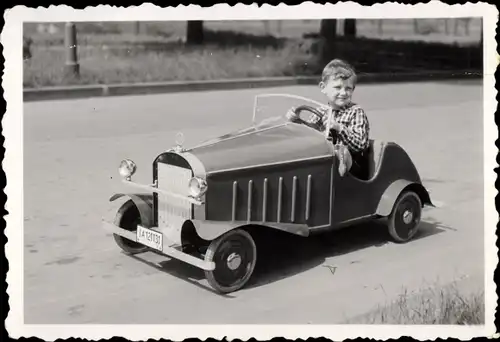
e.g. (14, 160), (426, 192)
(136, 226), (163, 251)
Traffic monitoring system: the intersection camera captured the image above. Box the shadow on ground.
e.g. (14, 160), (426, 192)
(245, 219), (447, 290)
(129, 252), (237, 297)
(128, 219), (446, 297)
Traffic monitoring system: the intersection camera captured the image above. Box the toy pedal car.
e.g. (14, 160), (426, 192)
(102, 93), (435, 294)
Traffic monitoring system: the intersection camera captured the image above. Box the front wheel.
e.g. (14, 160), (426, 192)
(113, 200), (148, 254)
(204, 229), (257, 294)
(387, 191), (422, 243)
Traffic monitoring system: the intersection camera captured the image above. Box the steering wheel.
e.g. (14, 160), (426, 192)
(292, 105), (324, 129)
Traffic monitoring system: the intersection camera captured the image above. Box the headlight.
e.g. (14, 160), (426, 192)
(119, 159), (137, 180)
(189, 177), (207, 197)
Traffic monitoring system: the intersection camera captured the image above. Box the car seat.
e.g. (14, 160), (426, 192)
(366, 139), (385, 180)
(349, 139), (385, 181)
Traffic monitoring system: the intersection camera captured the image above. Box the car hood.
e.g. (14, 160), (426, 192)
(186, 122), (334, 174)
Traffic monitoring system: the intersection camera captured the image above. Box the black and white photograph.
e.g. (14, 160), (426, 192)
(3, 2), (498, 340)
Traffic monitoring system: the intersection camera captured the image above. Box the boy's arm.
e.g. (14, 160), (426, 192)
(337, 107), (370, 153)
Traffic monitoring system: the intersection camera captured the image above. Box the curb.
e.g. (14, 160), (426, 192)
(23, 71), (482, 102)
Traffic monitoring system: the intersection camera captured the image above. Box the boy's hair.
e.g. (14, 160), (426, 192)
(321, 59), (357, 86)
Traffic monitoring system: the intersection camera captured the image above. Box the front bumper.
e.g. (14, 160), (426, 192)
(102, 220), (215, 271)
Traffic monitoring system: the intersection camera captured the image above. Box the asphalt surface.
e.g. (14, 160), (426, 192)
(23, 79), (486, 324)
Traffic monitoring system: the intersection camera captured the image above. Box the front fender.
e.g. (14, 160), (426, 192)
(376, 180), (433, 217)
(109, 193), (154, 228)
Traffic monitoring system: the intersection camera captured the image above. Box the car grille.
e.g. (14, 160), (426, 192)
(156, 163), (193, 231)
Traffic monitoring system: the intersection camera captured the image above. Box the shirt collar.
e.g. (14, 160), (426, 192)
(328, 101), (356, 111)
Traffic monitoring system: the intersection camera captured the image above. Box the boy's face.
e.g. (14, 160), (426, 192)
(320, 77), (355, 108)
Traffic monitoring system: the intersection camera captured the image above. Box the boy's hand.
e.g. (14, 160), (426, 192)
(309, 115), (321, 124)
(286, 107), (298, 121)
(330, 120), (342, 132)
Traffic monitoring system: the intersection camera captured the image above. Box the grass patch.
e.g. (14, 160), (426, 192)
(23, 21), (482, 88)
(347, 280), (485, 325)
(23, 38), (311, 88)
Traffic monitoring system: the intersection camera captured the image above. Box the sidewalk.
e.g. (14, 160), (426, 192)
(23, 70), (481, 102)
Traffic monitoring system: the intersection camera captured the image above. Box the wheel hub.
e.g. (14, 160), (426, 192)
(226, 252), (242, 270)
(403, 209), (413, 224)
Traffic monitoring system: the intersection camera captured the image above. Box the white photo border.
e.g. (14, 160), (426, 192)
(3, 1), (498, 340)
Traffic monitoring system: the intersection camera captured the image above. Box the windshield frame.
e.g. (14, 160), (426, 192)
(252, 93), (326, 127)
(189, 93), (329, 151)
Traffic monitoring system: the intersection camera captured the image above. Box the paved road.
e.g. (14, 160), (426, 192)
(23, 80), (485, 324)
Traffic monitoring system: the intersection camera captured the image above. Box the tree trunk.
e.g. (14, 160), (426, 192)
(133, 22), (140, 35)
(23, 36), (32, 60)
(344, 19), (356, 37)
(186, 21), (204, 45)
(319, 19), (338, 62)
(320, 19), (337, 40)
(480, 21), (483, 47)
(413, 19), (419, 34)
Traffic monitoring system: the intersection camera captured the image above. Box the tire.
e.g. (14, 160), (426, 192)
(387, 191), (422, 243)
(204, 229), (257, 294)
(113, 199), (148, 255)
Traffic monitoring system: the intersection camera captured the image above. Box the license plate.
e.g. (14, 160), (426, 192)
(136, 226), (163, 252)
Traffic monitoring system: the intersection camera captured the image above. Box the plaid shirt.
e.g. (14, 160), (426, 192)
(309, 103), (370, 153)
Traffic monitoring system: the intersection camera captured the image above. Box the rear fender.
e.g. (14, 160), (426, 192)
(376, 180), (433, 217)
(109, 193), (154, 228)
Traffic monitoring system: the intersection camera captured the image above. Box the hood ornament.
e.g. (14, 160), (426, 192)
(174, 132), (185, 152)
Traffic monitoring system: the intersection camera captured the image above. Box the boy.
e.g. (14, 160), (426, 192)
(286, 59), (370, 177)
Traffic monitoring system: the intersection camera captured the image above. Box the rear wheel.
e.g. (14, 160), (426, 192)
(388, 191), (422, 243)
(204, 229), (257, 294)
(113, 200), (148, 254)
